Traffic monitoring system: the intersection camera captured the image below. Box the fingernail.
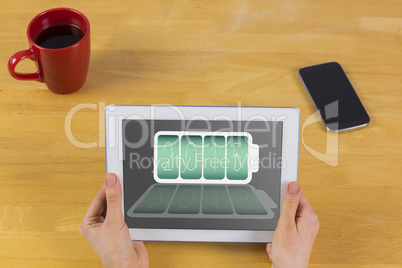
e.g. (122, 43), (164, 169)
(105, 174), (116, 186)
(288, 182), (300, 194)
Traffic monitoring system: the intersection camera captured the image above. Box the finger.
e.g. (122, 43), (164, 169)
(83, 186), (106, 220)
(104, 173), (124, 225)
(296, 192), (316, 221)
(81, 187), (106, 238)
(266, 243), (273, 261)
(279, 181), (301, 228)
(296, 192), (319, 229)
(297, 192), (312, 213)
(132, 241), (150, 267)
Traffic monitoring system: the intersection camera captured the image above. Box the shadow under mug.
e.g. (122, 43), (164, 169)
(8, 8), (90, 94)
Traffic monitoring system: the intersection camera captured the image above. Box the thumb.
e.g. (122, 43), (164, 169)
(104, 173), (124, 225)
(279, 181), (301, 228)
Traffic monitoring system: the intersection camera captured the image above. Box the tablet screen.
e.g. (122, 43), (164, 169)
(122, 119), (283, 231)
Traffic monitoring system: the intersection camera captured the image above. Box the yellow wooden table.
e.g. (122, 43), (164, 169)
(1, 0), (402, 267)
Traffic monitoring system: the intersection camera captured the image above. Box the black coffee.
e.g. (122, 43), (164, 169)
(35, 24), (84, 49)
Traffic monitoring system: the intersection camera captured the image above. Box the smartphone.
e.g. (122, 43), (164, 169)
(299, 62), (370, 132)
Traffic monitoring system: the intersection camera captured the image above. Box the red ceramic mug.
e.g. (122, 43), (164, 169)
(8, 8), (90, 94)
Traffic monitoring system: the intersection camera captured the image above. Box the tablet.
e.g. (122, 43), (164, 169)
(105, 105), (300, 243)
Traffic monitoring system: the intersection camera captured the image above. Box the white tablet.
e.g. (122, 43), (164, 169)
(105, 105), (300, 243)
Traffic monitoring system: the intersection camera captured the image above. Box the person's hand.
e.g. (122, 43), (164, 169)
(81, 173), (149, 268)
(266, 181), (320, 268)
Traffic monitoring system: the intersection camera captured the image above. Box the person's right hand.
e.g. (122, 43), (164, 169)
(266, 181), (320, 268)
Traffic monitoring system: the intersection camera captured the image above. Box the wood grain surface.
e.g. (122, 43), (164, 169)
(1, 0), (401, 267)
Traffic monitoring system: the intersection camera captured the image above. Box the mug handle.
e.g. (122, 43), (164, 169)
(8, 48), (43, 82)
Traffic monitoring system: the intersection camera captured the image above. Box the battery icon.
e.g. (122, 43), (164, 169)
(153, 131), (259, 184)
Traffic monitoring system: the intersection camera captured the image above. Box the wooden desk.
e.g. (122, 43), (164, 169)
(1, 0), (401, 267)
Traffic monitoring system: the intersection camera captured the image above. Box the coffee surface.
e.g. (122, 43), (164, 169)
(35, 24), (84, 49)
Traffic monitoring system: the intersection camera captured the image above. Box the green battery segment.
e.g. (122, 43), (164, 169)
(180, 136), (203, 179)
(227, 136), (249, 180)
(156, 135), (180, 179)
(204, 136), (225, 180)
(154, 131), (259, 184)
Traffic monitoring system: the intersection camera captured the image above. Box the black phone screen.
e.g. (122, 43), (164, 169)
(299, 62), (370, 131)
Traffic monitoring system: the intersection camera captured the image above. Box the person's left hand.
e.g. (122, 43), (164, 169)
(81, 173), (149, 268)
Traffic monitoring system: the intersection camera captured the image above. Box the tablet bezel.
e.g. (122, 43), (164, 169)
(105, 105), (300, 243)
